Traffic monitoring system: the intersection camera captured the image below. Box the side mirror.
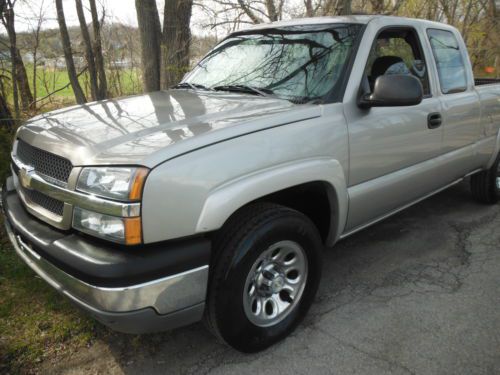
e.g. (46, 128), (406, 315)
(358, 74), (423, 108)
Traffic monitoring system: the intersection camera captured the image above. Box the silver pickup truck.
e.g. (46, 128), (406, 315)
(2, 15), (500, 352)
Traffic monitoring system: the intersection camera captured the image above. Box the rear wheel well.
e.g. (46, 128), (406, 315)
(250, 181), (335, 244)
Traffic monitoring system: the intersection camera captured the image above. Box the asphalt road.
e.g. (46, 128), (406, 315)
(42, 182), (500, 375)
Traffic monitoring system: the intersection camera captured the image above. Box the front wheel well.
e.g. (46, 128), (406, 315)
(249, 181), (336, 244)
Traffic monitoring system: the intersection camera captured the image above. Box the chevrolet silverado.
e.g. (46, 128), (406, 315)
(2, 15), (500, 352)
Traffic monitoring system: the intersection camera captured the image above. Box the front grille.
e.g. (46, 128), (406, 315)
(16, 139), (73, 184)
(22, 188), (65, 216)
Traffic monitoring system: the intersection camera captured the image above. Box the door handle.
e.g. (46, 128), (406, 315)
(428, 112), (442, 129)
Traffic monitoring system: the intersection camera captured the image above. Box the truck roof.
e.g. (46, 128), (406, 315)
(245, 15), (456, 32)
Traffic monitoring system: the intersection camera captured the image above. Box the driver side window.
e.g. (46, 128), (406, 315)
(365, 28), (431, 96)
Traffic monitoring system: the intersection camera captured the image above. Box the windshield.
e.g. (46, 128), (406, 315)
(183, 24), (362, 103)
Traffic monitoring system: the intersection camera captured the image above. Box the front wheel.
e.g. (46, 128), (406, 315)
(204, 203), (323, 352)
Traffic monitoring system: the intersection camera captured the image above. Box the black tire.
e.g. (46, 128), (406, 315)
(204, 202), (323, 353)
(470, 154), (500, 204)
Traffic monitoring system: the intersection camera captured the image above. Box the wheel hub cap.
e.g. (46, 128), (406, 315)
(270, 276), (285, 293)
(256, 266), (286, 295)
(243, 240), (308, 327)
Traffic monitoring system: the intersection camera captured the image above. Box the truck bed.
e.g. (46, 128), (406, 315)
(475, 78), (500, 86)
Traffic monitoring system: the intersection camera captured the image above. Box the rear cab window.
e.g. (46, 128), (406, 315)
(427, 29), (468, 94)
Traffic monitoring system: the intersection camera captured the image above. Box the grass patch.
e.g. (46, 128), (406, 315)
(0, 221), (105, 374)
(4, 65), (142, 107)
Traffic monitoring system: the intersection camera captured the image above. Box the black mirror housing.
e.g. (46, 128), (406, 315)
(359, 75), (424, 108)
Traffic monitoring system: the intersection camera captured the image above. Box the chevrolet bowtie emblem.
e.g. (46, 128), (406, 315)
(19, 166), (35, 189)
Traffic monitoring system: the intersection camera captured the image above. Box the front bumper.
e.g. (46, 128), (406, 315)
(1, 176), (211, 334)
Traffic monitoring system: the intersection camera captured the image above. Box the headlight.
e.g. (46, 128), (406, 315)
(74, 166), (147, 245)
(77, 167), (149, 201)
(73, 207), (142, 245)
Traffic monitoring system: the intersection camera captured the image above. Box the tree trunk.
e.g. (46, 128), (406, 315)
(1, 3), (34, 115)
(32, 41), (38, 105)
(488, 0), (499, 78)
(338, 0), (352, 15)
(237, 0), (262, 23)
(265, 0), (279, 21)
(55, 0), (87, 104)
(161, 0), (193, 89)
(371, 0), (384, 13)
(30, 5), (44, 108)
(75, 0), (99, 101)
(4, 6), (19, 119)
(304, 0), (314, 17)
(14, 49), (34, 110)
(89, 0), (107, 99)
(322, 0), (343, 16)
(0, 93), (14, 130)
(495, 55), (499, 79)
(426, 0), (439, 20)
(135, 0), (162, 92)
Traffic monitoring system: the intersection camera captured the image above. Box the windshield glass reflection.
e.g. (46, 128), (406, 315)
(184, 24), (362, 103)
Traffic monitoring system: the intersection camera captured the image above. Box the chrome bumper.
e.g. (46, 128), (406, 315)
(4, 218), (208, 314)
(1, 177), (210, 333)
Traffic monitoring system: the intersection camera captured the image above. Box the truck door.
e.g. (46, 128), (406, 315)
(343, 26), (445, 232)
(426, 28), (482, 175)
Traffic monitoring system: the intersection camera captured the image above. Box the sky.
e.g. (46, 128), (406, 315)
(15, 0), (140, 31)
(12, 0), (231, 36)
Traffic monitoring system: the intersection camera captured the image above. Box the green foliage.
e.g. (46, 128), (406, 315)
(0, 129), (13, 184)
(0, 224), (104, 373)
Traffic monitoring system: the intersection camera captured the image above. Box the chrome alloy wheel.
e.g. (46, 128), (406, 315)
(243, 240), (308, 327)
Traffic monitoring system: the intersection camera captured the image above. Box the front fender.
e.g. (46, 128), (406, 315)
(196, 158), (348, 246)
(142, 156), (348, 245)
(141, 108), (349, 244)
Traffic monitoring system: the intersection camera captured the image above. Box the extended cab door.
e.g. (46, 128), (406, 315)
(342, 23), (445, 233)
(426, 28), (482, 175)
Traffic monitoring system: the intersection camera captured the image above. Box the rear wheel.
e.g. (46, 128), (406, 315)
(205, 203), (323, 352)
(470, 154), (500, 204)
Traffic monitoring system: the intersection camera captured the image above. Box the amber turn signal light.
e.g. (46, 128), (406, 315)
(124, 217), (142, 245)
(129, 168), (149, 201)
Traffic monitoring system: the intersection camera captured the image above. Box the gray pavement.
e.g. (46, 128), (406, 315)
(42, 182), (500, 375)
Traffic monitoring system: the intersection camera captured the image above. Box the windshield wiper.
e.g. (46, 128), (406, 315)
(289, 96), (323, 105)
(173, 82), (213, 91)
(212, 85), (275, 97)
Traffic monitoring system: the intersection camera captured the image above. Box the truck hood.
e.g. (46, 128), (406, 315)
(17, 90), (321, 168)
